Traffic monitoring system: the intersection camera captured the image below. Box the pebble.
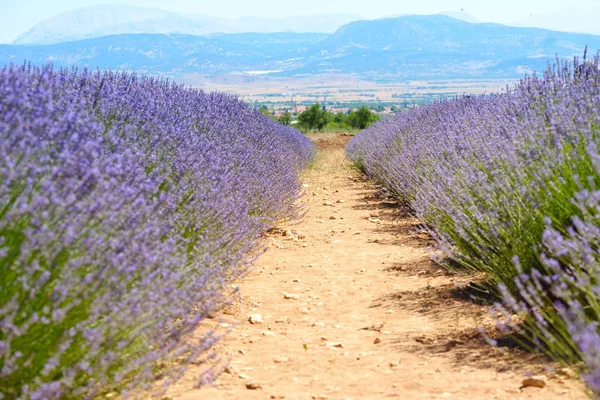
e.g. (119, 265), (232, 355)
(389, 361), (400, 368)
(246, 383), (262, 390)
(374, 338), (382, 344)
(329, 216), (338, 220)
(283, 293), (300, 300)
(239, 373), (252, 380)
(312, 322), (325, 328)
(336, 199), (345, 203)
(323, 201), (334, 206)
(249, 314), (263, 324)
(274, 357), (290, 363)
(300, 307), (310, 314)
(262, 331), (276, 337)
(522, 377), (546, 389)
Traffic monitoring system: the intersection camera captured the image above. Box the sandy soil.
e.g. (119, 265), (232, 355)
(163, 133), (587, 400)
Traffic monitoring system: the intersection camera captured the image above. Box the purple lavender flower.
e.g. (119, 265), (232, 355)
(0, 62), (313, 398)
(347, 51), (600, 392)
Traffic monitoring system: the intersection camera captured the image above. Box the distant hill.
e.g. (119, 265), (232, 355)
(3, 15), (599, 81)
(321, 15), (595, 54)
(13, 3), (361, 45)
(439, 10), (480, 24)
(1, 32), (325, 76)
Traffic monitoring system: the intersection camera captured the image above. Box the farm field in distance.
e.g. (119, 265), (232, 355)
(182, 72), (517, 111)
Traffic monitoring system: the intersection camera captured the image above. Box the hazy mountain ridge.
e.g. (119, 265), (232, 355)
(13, 3), (360, 45)
(3, 15), (600, 81)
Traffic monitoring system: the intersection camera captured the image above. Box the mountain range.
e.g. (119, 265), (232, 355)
(13, 4), (361, 45)
(2, 14), (599, 82)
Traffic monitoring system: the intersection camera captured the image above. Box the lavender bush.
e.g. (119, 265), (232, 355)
(499, 181), (600, 394)
(0, 63), (313, 398)
(347, 52), (600, 386)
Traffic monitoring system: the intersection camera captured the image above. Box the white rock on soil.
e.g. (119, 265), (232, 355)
(249, 314), (263, 324)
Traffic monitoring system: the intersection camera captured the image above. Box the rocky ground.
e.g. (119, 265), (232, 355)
(163, 133), (587, 400)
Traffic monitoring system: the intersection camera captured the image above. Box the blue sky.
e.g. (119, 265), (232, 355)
(1, 0), (599, 43)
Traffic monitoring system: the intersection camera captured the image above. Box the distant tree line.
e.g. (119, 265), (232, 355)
(258, 103), (381, 132)
(296, 103), (380, 132)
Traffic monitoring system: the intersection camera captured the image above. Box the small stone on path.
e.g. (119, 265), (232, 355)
(248, 314), (263, 324)
(245, 383), (262, 390)
(521, 377), (546, 389)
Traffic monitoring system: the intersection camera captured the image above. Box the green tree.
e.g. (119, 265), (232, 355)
(259, 105), (270, 116)
(347, 106), (380, 129)
(298, 103), (328, 132)
(333, 111), (347, 125)
(258, 105), (278, 121)
(279, 110), (292, 125)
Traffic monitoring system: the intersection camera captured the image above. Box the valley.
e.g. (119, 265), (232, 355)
(183, 73), (516, 111)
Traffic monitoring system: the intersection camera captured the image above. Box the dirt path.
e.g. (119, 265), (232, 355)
(165, 133), (587, 400)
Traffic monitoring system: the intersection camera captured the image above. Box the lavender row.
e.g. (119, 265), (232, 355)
(0, 63), (314, 399)
(347, 53), (600, 393)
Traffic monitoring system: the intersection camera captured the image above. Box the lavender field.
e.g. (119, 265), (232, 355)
(0, 64), (313, 398)
(347, 52), (600, 395)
